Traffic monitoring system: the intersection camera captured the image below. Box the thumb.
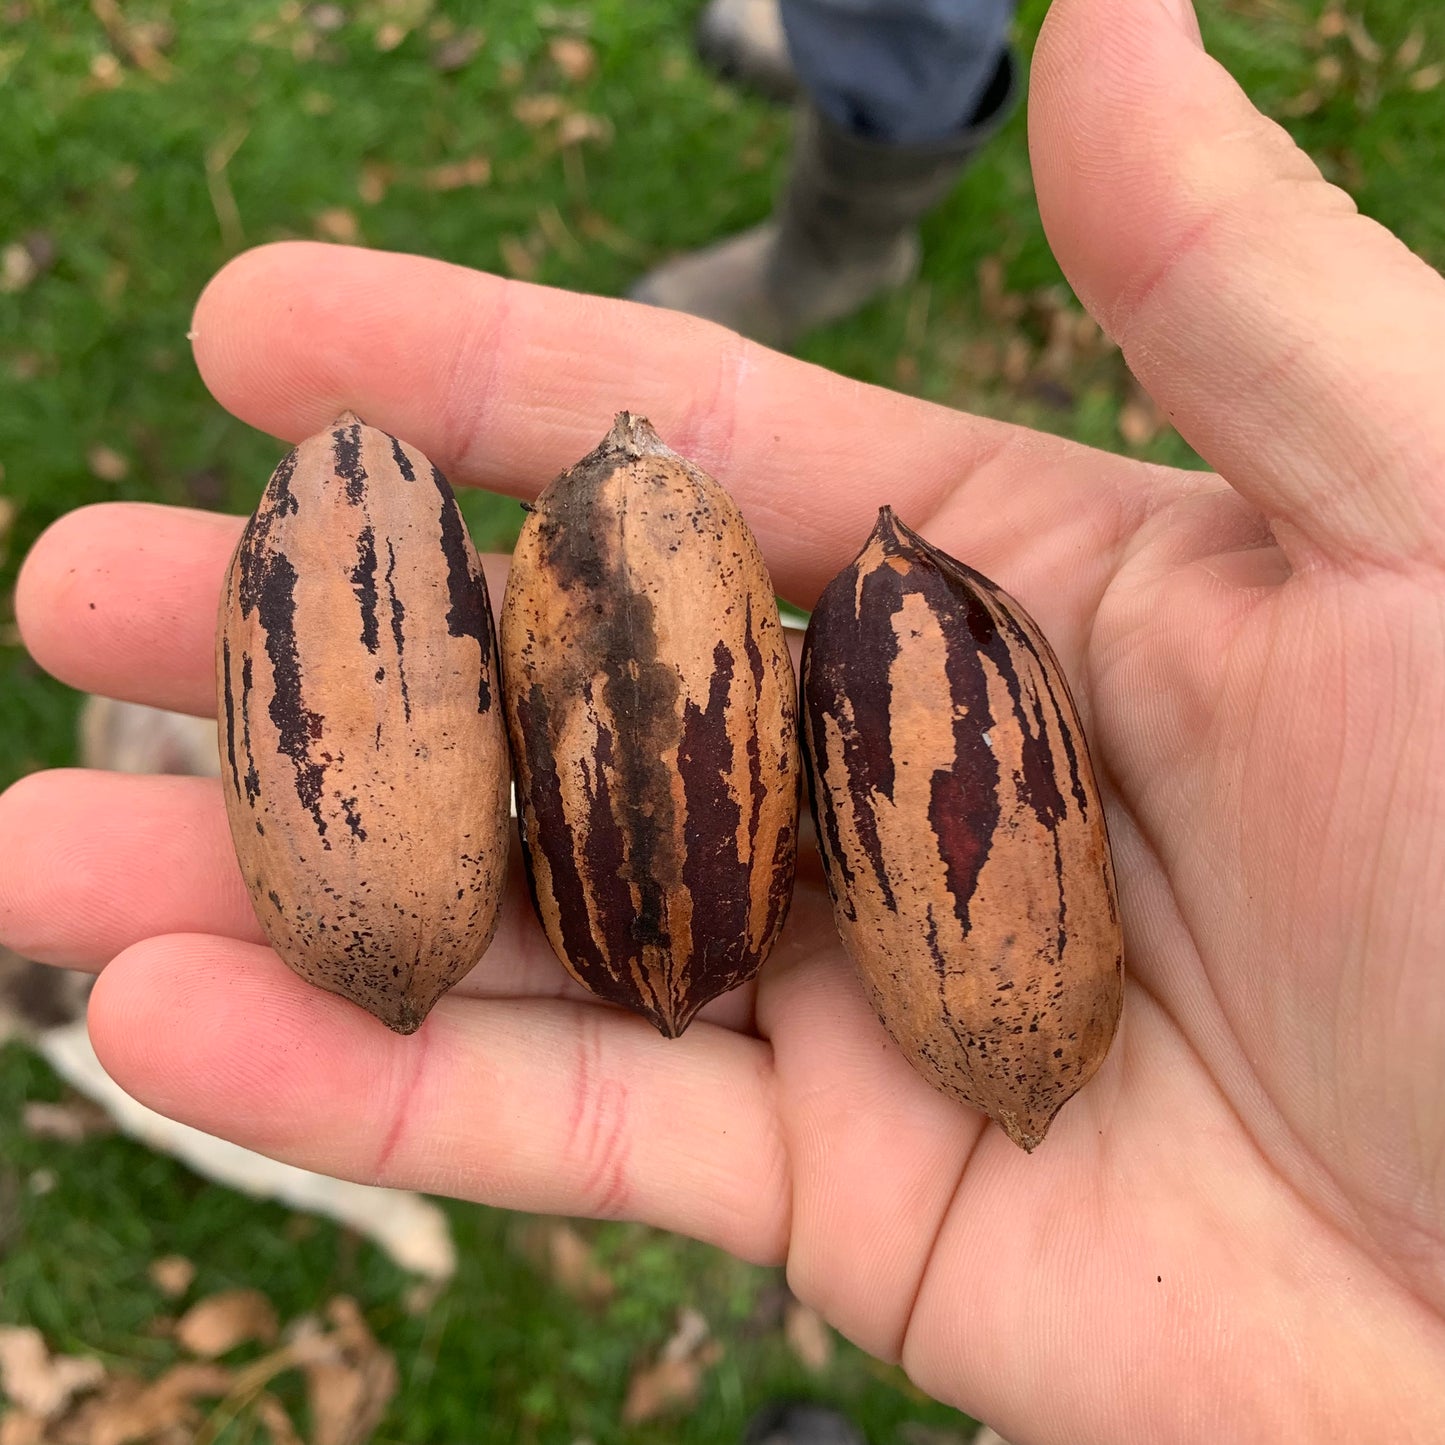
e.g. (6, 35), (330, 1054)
(1029, 0), (1445, 571)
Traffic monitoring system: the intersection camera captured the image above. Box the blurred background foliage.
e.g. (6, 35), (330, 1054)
(0, 0), (1442, 1440)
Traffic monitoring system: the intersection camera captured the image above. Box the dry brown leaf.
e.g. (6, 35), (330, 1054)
(1316, 4), (1345, 40)
(1315, 53), (1343, 86)
(22, 1097), (114, 1142)
(1118, 381), (1169, 447)
(303, 1298), (397, 1445)
(307, 3), (347, 32)
(89, 52), (123, 88)
(374, 20), (407, 50)
(357, 160), (394, 204)
(1394, 24), (1425, 70)
(256, 1392), (305, 1445)
(0, 1412), (47, 1445)
(547, 1224), (615, 1305)
(431, 28), (483, 71)
(86, 444), (130, 482)
(1409, 62), (1443, 91)
(621, 1356), (702, 1425)
(1001, 335), (1031, 386)
(91, 0), (173, 78)
(619, 1306), (721, 1425)
(148, 1255), (196, 1300)
(977, 254), (1024, 324)
(783, 1301), (834, 1373)
(556, 111), (612, 147)
(313, 207), (360, 243)
(0, 1328), (105, 1420)
(498, 234), (541, 280)
(0, 495), (16, 546)
(1280, 86), (1323, 116)
(175, 1288), (279, 1358)
(513, 92), (566, 127)
(75, 1363), (231, 1445)
(548, 34), (596, 82)
(423, 155), (491, 190)
(1342, 12), (1381, 64)
(0, 243), (36, 294)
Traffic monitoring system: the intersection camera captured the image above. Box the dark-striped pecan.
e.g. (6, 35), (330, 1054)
(216, 413), (511, 1032)
(801, 508), (1122, 1150)
(500, 413), (799, 1036)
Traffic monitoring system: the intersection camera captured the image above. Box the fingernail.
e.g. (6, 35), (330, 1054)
(1162, 0), (1204, 46)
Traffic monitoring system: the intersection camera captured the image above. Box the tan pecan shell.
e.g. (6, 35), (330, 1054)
(216, 413), (511, 1033)
(800, 508), (1123, 1150)
(500, 413), (799, 1036)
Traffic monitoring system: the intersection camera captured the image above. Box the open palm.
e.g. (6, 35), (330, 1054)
(4, 1), (1444, 1439)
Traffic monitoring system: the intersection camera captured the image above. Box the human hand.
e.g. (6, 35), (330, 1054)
(4, 0), (1445, 1437)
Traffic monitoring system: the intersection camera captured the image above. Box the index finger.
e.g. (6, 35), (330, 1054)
(191, 242), (1153, 606)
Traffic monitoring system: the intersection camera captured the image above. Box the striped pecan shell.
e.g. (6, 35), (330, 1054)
(216, 413), (511, 1033)
(500, 413), (799, 1036)
(801, 508), (1122, 1150)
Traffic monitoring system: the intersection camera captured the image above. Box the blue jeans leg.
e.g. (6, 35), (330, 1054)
(778, 0), (1016, 145)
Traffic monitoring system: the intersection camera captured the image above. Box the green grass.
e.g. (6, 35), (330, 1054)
(2, 0), (1443, 1439)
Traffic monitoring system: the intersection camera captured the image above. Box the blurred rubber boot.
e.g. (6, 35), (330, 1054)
(742, 1401), (867, 1445)
(629, 52), (1017, 348)
(697, 0), (798, 101)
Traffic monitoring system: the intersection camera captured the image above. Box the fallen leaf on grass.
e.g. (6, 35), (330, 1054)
(1342, 12), (1380, 64)
(431, 28), (483, 72)
(548, 35), (595, 82)
(1394, 25), (1425, 71)
(307, 3), (347, 32)
(547, 1223), (615, 1304)
(357, 160), (394, 204)
(175, 1289), (279, 1358)
(148, 1255), (196, 1300)
(313, 207), (360, 243)
(620, 1307), (722, 1426)
(88, 52), (123, 89)
(513, 92), (566, 127)
(557, 111), (612, 147)
(1118, 379), (1171, 448)
(0, 1328), (105, 1420)
(423, 155), (491, 190)
(498, 233), (542, 280)
(0, 244), (36, 294)
(1409, 62), (1443, 91)
(783, 1301), (834, 1373)
(0, 1411), (47, 1445)
(977, 254), (1024, 325)
(86, 444), (130, 482)
(22, 1097), (114, 1142)
(256, 1392), (305, 1445)
(91, 0), (173, 79)
(78, 1364), (231, 1445)
(305, 1298), (398, 1445)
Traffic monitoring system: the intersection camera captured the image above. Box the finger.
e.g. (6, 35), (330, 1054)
(0, 771), (262, 967)
(191, 240), (1158, 606)
(0, 765), (761, 1028)
(1030, 0), (1445, 568)
(756, 879), (986, 1362)
(88, 933), (791, 1264)
(16, 503), (510, 718)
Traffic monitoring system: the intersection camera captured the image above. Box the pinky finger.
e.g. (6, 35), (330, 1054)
(89, 934), (791, 1264)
